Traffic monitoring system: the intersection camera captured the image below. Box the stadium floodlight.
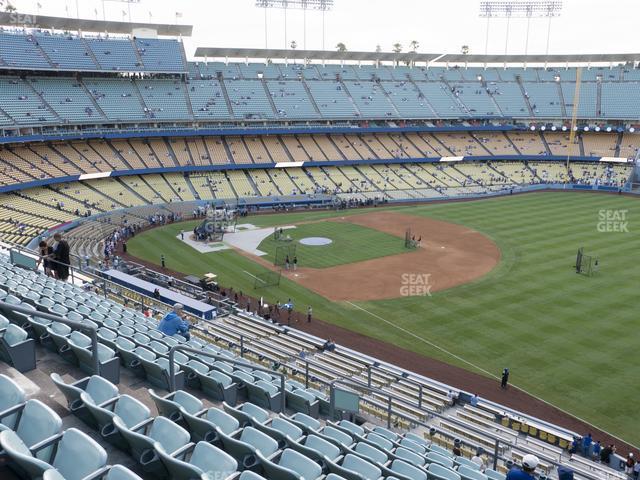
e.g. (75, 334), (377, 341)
(256, 0), (335, 50)
(479, 1), (562, 18)
(479, 0), (562, 61)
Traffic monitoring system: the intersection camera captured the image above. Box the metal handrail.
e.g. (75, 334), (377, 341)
(167, 345), (287, 413)
(0, 300), (101, 374)
(327, 377), (603, 479)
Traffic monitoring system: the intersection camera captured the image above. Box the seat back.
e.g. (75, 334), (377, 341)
(305, 434), (341, 461)
(52, 428), (108, 480)
(174, 390), (204, 414)
(427, 462), (461, 480)
(148, 415), (191, 454)
(322, 425), (353, 447)
(0, 374), (26, 429)
(114, 395), (152, 428)
(391, 459), (428, 480)
(372, 426), (398, 442)
(240, 426), (279, 457)
(16, 399), (62, 459)
(4, 324), (28, 347)
(205, 407), (240, 434)
(104, 465), (144, 480)
(338, 420), (365, 437)
(458, 465), (488, 480)
(189, 441), (238, 479)
(271, 417), (303, 441)
(154, 442), (205, 480)
(240, 402), (270, 424)
(355, 441), (388, 465)
(256, 450), (302, 480)
(394, 446), (425, 467)
(342, 453), (382, 480)
(85, 376), (119, 405)
(0, 429), (52, 478)
(280, 448), (323, 480)
(427, 451), (455, 469)
(68, 331), (91, 349)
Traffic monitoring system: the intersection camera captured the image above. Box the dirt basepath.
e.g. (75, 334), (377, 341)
(241, 211), (501, 301)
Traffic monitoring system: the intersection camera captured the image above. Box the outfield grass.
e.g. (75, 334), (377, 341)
(257, 221), (408, 268)
(127, 192), (640, 446)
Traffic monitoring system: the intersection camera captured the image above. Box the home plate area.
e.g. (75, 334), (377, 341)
(178, 224), (296, 256)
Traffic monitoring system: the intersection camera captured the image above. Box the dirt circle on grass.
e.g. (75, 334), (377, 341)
(241, 211), (501, 302)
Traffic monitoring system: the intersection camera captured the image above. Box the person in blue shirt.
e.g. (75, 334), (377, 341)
(592, 440), (601, 461)
(158, 303), (191, 340)
(582, 433), (593, 457)
(506, 454), (539, 480)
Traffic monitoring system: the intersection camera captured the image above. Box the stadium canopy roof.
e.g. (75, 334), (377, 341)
(194, 47), (640, 65)
(0, 12), (192, 36)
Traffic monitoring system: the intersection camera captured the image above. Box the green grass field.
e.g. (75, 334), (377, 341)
(257, 221), (408, 268)
(127, 192), (640, 446)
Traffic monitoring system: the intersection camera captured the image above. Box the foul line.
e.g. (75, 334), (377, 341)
(346, 301), (639, 451)
(346, 301), (499, 379)
(243, 270), (260, 282)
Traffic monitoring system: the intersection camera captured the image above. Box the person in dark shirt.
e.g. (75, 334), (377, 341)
(52, 233), (70, 281)
(317, 338), (336, 352)
(501, 368), (510, 389)
(38, 241), (54, 277)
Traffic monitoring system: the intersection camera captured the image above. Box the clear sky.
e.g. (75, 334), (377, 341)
(11, 0), (640, 59)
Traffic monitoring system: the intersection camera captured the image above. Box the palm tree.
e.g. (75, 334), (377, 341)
(375, 44), (382, 53)
(336, 42), (347, 52)
(290, 40), (298, 50)
(392, 43), (403, 53)
(4, 2), (17, 12)
(461, 45), (470, 55)
(409, 40), (419, 53)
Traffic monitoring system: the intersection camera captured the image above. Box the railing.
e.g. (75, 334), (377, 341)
(326, 377), (606, 479)
(167, 345), (287, 413)
(219, 328), (613, 478)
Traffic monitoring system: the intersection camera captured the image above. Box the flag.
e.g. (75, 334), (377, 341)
(175, 12), (183, 18)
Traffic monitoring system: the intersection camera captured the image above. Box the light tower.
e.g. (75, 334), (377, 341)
(255, 0), (334, 50)
(479, 1), (562, 65)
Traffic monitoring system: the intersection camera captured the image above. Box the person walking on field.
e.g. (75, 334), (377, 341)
(307, 306), (312, 323)
(285, 255), (290, 270)
(293, 256), (298, 271)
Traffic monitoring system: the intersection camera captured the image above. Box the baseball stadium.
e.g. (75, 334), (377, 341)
(0, 1), (637, 479)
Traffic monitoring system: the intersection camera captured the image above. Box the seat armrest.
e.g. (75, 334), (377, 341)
(30, 433), (63, 455)
(0, 403), (25, 422)
(171, 442), (196, 460)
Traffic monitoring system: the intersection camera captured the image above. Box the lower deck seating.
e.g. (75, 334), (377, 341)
(0, 253), (629, 480)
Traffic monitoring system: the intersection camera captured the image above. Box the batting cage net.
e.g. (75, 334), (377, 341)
(576, 247), (599, 276)
(254, 271), (281, 289)
(275, 244), (297, 267)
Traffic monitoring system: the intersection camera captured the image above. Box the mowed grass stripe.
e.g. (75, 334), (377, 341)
(127, 192), (640, 445)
